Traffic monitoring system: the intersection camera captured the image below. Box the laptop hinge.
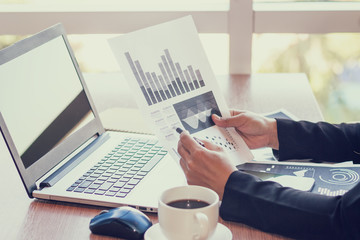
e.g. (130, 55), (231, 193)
(39, 133), (110, 188)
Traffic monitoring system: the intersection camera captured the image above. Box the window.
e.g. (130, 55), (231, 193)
(1, 0), (359, 123)
(253, 33), (360, 122)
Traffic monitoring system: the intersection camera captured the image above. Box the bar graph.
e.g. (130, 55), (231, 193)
(125, 49), (206, 106)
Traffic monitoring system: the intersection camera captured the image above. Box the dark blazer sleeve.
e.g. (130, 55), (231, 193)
(220, 171), (360, 240)
(219, 120), (360, 239)
(275, 119), (360, 163)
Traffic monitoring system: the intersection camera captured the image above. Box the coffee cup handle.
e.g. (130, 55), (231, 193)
(194, 212), (209, 240)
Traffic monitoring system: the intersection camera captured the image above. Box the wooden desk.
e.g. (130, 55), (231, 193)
(0, 73), (323, 240)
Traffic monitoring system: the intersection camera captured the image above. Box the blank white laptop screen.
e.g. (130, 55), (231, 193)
(0, 36), (95, 169)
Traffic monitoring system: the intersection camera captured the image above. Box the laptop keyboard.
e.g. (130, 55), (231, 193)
(66, 137), (167, 198)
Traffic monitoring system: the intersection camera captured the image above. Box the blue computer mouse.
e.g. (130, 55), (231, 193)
(89, 206), (153, 239)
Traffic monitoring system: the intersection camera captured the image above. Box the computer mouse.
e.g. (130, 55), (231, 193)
(89, 206), (153, 240)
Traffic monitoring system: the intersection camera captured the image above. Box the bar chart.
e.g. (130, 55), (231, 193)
(125, 49), (206, 106)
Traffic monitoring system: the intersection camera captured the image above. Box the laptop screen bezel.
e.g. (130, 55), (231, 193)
(0, 23), (105, 197)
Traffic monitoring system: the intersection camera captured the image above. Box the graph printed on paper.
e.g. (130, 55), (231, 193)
(125, 49), (206, 106)
(124, 47), (241, 153)
(108, 16), (254, 165)
(173, 91), (239, 152)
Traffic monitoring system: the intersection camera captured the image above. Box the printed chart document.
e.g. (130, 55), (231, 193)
(109, 16), (253, 165)
(237, 162), (360, 196)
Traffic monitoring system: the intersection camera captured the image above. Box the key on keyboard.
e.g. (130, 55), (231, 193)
(66, 137), (167, 198)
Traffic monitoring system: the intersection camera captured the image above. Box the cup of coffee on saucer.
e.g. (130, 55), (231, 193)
(144, 185), (232, 240)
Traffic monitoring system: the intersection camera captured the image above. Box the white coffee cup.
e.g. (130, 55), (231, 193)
(158, 185), (219, 240)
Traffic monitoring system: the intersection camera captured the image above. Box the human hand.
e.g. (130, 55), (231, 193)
(212, 110), (279, 150)
(177, 131), (237, 200)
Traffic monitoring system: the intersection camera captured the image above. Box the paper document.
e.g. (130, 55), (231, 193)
(109, 16), (253, 165)
(238, 162), (360, 196)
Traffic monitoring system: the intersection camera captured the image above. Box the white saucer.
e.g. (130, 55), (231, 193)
(144, 223), (232, 240)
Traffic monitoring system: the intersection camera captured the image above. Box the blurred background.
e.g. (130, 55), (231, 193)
(1, 0), (360, 123)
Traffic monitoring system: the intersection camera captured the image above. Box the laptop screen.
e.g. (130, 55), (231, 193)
(0, 35), (95, 169)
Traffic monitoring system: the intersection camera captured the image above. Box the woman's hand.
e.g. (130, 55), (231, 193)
(213, 110), (279, 150)
(177, 131), (237, 199)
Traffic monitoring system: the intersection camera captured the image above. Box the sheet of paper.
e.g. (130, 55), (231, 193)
(238, 162), (360, 196)
(108, 16), (253, 165)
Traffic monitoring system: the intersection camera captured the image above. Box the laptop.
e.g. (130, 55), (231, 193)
(0, 23), (186, 212)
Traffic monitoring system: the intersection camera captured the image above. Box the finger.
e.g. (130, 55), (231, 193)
(179, 130), (202, 153)
(212, 110), (244, 122)
(229, 109), (244, 117)
(201, 139), (223, 152)
(212, 112), (246, 128)
(177, 140), (191, 159)
(179, 157), (188, 174)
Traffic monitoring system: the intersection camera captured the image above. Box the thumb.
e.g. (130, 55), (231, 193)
(212, 114), (241, 128)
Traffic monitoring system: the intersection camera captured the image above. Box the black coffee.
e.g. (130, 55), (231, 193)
(167, 199), (209, 209)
